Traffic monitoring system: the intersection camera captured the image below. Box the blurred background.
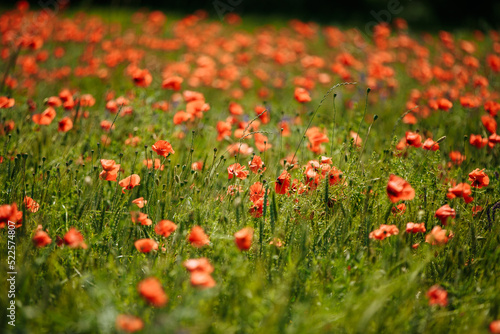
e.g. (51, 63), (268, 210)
(34, 0), (500, 31)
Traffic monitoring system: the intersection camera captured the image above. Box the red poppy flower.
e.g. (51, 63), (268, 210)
(405, 222), (426, 233)
(275, 170), (291, 194)
(152, 140), (175, 158)
(447, 183), (474, 203)
(32, 225), (52, 248)
(369, 224), (399, 240)
(0, 203), (23, 228)
(131, 197), (147, 208)
(134, 239), (158, 253)
(137, 277), (168, 307)
(468, 168), (489, 188)
(426, 285), (448, 307)
(119, 174), (141, 193)
(188, 226), (210, 248)
(115, 314), (144, 333)
(24, 196), (40, 212)
(227, 163), (249, 180)
(386, 175), (415, 203)
(162, 76), (183, 90)
(405, 131), (422, 148)
(294, 87), (312, 103)
(434, 204), (455, 225)
(422, 138), (439, 151)
(63, 228), (87, 249)
(155, 220), (177, 237)
(234, 227), (253, 251)
(58, 117), (73, 132)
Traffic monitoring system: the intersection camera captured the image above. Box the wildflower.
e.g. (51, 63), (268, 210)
(328, 166), (343, 186)
(0, 203), (23, 228)
(369, 224), (399, 240)
(490, 320), (500, 333)
(234, 227), (253, 251)
(143, 159), (164, 170)
(447, 183), (474, 203)
(162, 76), (183, 90)
(422, 138), (439, 151)
(119, 174), (141, 193)
(188, 226), (210, 248)
(100, 159), (120, 181)
(275, 170), (291, 194)
(437, 98), (453, 111)
(405, 131), (422, 148)
(184, 258), (216, 288)
(137, 277), (168, 307)
(449, 151), (466, 165)
(130, 212), (152, 226)
(248, 155), (266, 173)
(134, 239), (158, 253)
(24, 196), (40, 212)
(469, 134), (488, 149)
(392, 203), (406, 215)
(191, 161), (203, 171)
(227, 163), (249, 180)
(434, 204), (456, 225)
(63, 228), (87, 249)
(32, 107), (56, 125)
(58, 117), (73, 132)
(425, 226), (450, 245)
(426, 285), (448, 307)
(481, 115), (497, 134)
(386, 175), (415, 203)
(468, 168), (489, 188)
(269, 238), (284, 247)
(405, 222), (426, 233)
(32, 225), (52, 248)
(115, 315), (144, 333)
(294, 87), (311, 103)
(155, 220), (177, 238)
(131, 197), (147, 208)
(152, 140), (175, 158)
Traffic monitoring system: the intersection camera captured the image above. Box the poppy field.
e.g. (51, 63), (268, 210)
(1, 2), (500, 333)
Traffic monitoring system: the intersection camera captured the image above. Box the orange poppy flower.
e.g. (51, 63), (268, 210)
(422, 138), (439, 151)
(229, 102), (244, 115)
(32, 225), (52, 248)
(234, 227), (253, 251)
(490, 320), (500, 334)
(134, 238), (158, 253)
(386, 175), (415, 203)
(131, 68), (152, 87)
(184, 258), (214, 274)
(152, 140), (175, 158)
(137, 277), (168, 307)
(249, 182), (266, 203)
(449, 151), (466, 165)
(190, 271), (216, 288)
(405, 131), (422, 148)
(131, 197), (147, 208)
(115, 314), (144, 333)
(405, 222), (426, 233)
(481, 115), (497, 134)
(434, 204), (456, 225)
(468, 168), (489, 188)
(99, 159), (120, 181)
(58, 117), (73, 132)
(227, 163), (249, 180)
(294, 87), (312, 103)
(162, 76), (183, 90)
(188, 226), (210, 248)
(369, 224), (399, 240)
(155, 220), (177, 237)
(32, 107), (56, 125)
(63, 228), (87, 249)
(143, 159), (164, 170)
(191, 161), (203, 171)
(392, 203), (406, 215)
(275, 170), (291, 194)
(0, 203), (23, 228)
(0, 96), (15, 108)
(426, 285), (448, 307)
(24, 196), (40, 212)
(437, 98), (453, 111)
(130, 212), (152, 226)
(447, 183), (474, 203)
(119, 174), (141, 193)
